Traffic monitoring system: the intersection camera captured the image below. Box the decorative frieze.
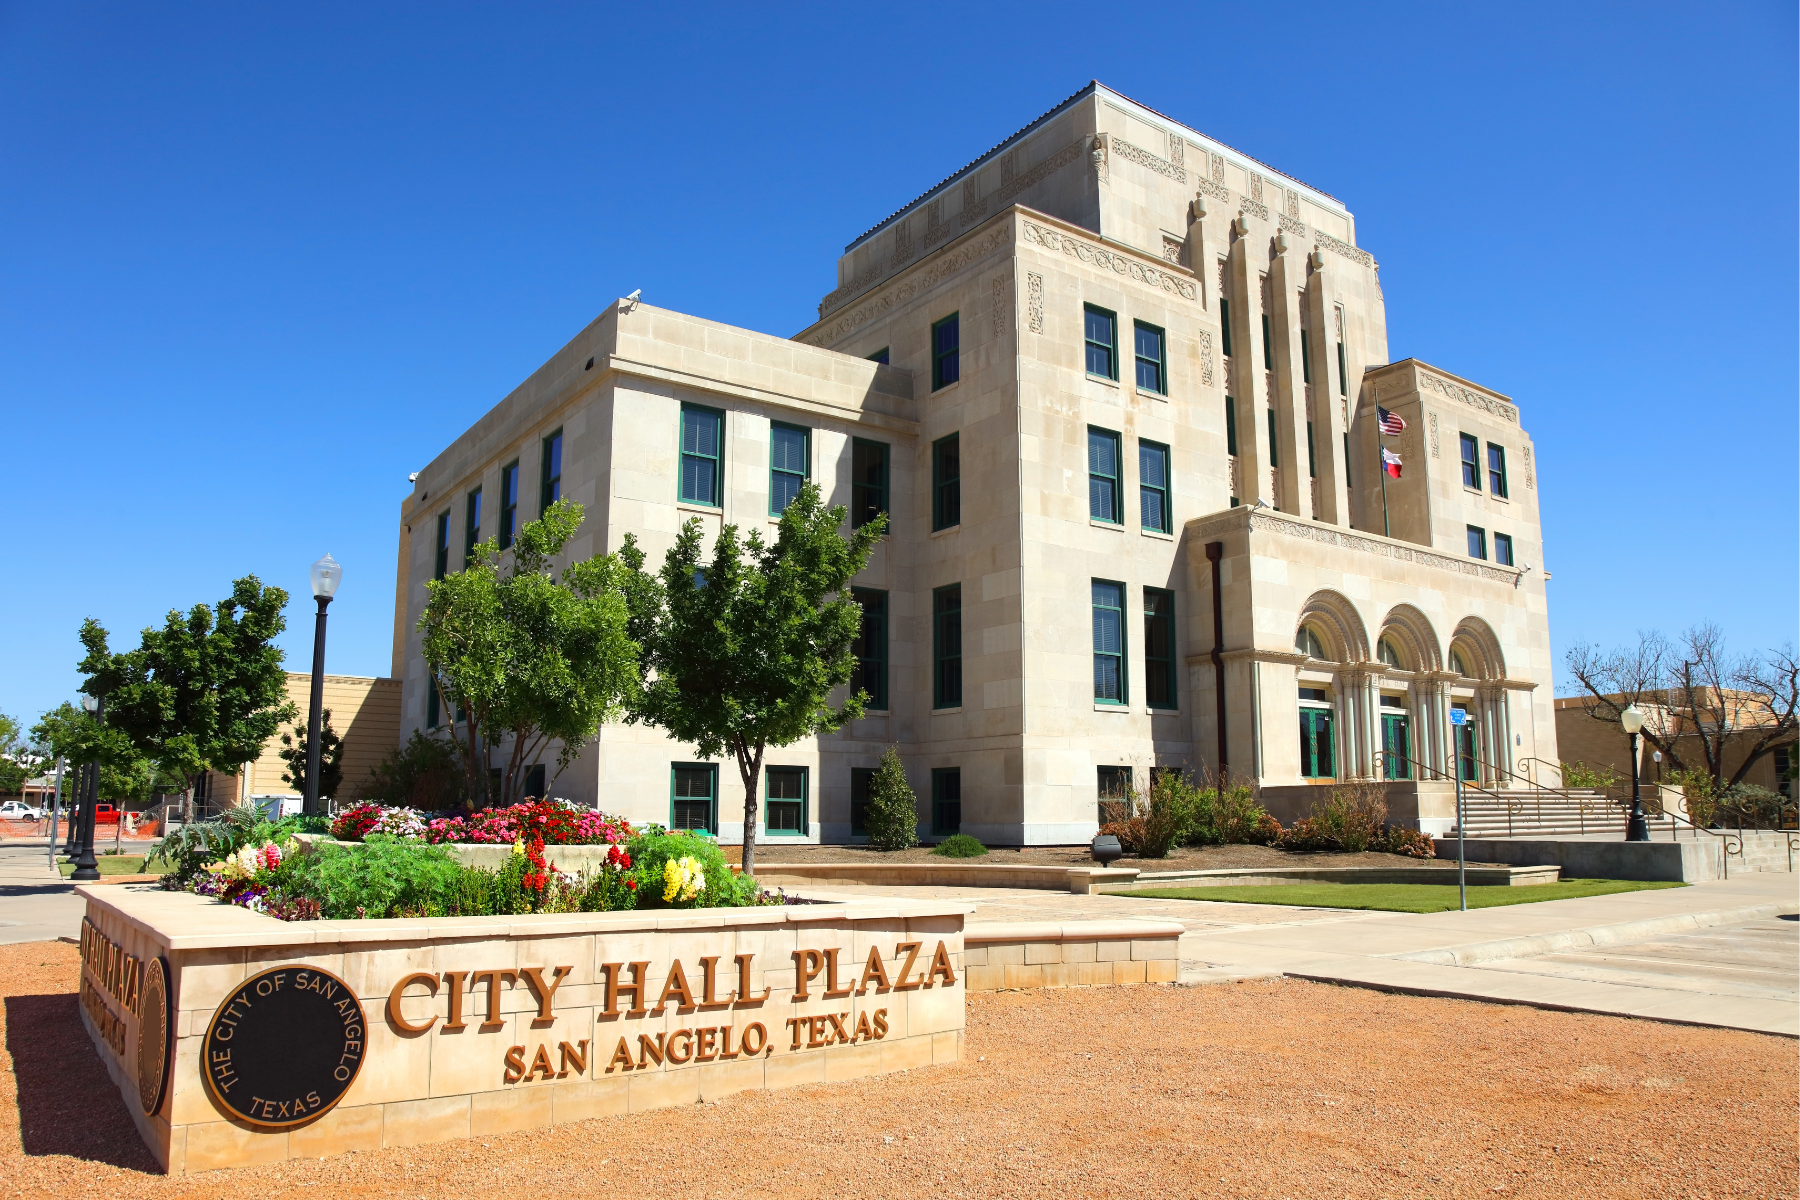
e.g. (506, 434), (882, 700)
(991, 275), (1007, 336)
(1169, 136), (1185, 168)
(1238, 197), (1271, 222)
(1312, 230), (1376, 269)
(1209, 152), (1226, 184)
(1196, 510), (1520, 584)
(1428, 411), (1441, 457)
(994, 138), (1084, 206)
(1522, 444), (1535, 489)
(1195, 176), (1231, 204)
(1111, 136), (1187, 183)
(807, 226), (1014, 346)
(1198, 329), (1215, 387)
(1278, 212), (1308, 238)
(1161, 235), (1184, 264)
(1020, 221), (1198, 301)
(1027, 272), (1044, 333)
(924, 199), (955, 250)
(888, 219), (914, 271)
(960, 177), (988, 229)
(1418, 371), (1518, 424)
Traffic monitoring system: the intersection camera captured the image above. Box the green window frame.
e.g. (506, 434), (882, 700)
(1487, 443), (1508, 497)
(931, 767), (961, 836)
(850, 767), (875, 837)
(931, 313), (959, 390)
(670, 763), (717, 833)
(933, 583), (962, 709)
(1381, 709), (1412, 780)
(851, 438), (889, 530)
(1494, 532), (1514, 567)
(1092, 579), (1127, 705)
(1467, 525), (1487, 559)
(539, 429), (563, 515)
(1220, 297), (1233, 357)
(768, 422), (810, 516)
(1261, 313), (1273, 370)
(1307, 422), (1317, 478)
(1299, 699), (1336, 779)
(1133, 320), (1165, 393)
(932, 433), (960, 531)
(1266, 408), (1279, 468)
(1138, 440), (1170, 533)
(1096, 764), (1132, 823)
(680, 405), (724, 507)
(1300, 328), (1311, 383)
(765, 766), (808, 836)
(1343, 433), (1352, 489)
(1452, 708), (1478, 782)
(1225, 395), (1238, 455)
(1336, 339), (1348, 396)
(434, 511), (451, 580)
(463, 488), (482, 569)
(499, 461), (520, 549)
(868, 347), (890, 365)
(1088, 427), (1121, 523)
(1459, 433), (1480, 489)
(1084, 304), (1118, 380)
(850, 588), (888, 710)
(1143, 587), (1177, 710)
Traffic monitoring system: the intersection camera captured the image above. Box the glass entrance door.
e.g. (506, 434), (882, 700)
(1381, 713), (1411, 780)
(1452, 707), (1479, 781)
(1299, 707), (1335, 779)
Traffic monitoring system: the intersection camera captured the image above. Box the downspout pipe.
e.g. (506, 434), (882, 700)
(1206, 541), (1228, 783)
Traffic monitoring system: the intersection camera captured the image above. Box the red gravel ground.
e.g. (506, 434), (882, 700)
(4, 940), (1793, 1199)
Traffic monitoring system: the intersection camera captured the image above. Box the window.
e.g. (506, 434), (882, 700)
(1467, 525), (1487, 560)
(1378, 638), (1404, 668)
(1775, 747), (1792, 800)
(671, 764), (717, 833)
(1266, 409), (1279, 469)
(1494, 532), (1514, 566)
(1343, 433), (1352, 489)
(499, 461), (520, 549)
(1139, 440), (1171, 533)
(851, 438), (889, 529)
(522, 763), (546, 800)
(1088, 428), (1122, 523)
(931, 313), (959, 390)
(1261, 314), (1273, 370)
(1336, 339), (1348, 397)
(1295, 625), (1327, 660)
(868, 347), (890, 365)
(850, 767), (876, 837)
(1133, 321), (1165, 393)
(463, 488), (482, 569)
(1096, 765), (1132, 823)
(1084, 305), (1117, 380)
(769, 422), (810, 515)
(1449, 648), (1470, 678)
(931, 768), (961, 836)
(1452, 706), (1478, 781)
(1092, 580), (1127, 705)
(1381, 707), (1411, 780)
(933, 583), (962, 708)
(1143, 588), (1177, 710)
(1299, 691), (1335, 779)
(1306, 422), (1317, 478)
(931, 433), (960, 531)
(680, 405), (723, 507)
(1225, 396), (1238, 455)
(765, 767), (807, 835)
(434, 511), (452, 580)
(1300, 328), (1312, 383)
(425, 660), (439, 729)
(540, 429), (563, 514)
(1459, 433), (1480, 489)
(1220, 297), (1233, 356)
(850, 588), (888, 710)
(1487, 443), (1508, 497)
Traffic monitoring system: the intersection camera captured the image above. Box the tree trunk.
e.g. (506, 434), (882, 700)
(738, 741), (764, 879)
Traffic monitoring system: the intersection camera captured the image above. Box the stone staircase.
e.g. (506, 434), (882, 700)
(1454, 789), (1618, 838)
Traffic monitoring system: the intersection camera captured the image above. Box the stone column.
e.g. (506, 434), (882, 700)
(1186, 198), (1212, 311)
(1304, 255), (1347, 525)
(1267, 236), (1310, 518)
(1226, 231), (1270, 507)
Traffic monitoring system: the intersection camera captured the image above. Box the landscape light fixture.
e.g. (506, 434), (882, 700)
(302, 554), (342, 817)
(1620, 704), (1649, 841)
(71, 691), (103, 881)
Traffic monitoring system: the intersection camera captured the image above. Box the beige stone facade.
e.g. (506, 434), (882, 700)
(203, 673), (401, 810)
(394, 82), (1556, 842)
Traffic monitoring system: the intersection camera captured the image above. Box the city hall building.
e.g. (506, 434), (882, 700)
(392, 81), (1557, 844)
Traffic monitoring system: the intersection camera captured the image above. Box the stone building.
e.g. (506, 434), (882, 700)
(392, 81), (1556, 843)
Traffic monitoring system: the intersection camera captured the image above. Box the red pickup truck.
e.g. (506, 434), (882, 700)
(93, 804), (119, 824)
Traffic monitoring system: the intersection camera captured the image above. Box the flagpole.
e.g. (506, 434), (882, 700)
(1377, 427), (1391, 538)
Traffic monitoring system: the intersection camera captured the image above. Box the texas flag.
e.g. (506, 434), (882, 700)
(1381, 447), (1403, 479)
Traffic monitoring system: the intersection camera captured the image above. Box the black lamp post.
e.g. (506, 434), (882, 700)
(303, 553), (343, 817)
(1622, 703), (1649, 842)
(71, 694), (104, 882)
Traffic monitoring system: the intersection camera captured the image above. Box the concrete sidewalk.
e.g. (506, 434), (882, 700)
(0, 843), (84, 944)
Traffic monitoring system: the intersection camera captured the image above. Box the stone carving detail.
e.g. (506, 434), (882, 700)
(960, 177), (988, 228)
(1027, 271), (1044, 333)
(1249, 173), (1264, 202)
(1428, 411), (1441, 457)
(1312, 230), (1376, 269)
(1522, 444), (1535, 489)
(1418, 371), (1518, 424)
(1195, 176), (1231, 203)
(1286, 188), (1301, 219)
(1195, 511), (1519, 583)
(808, 227), (1014, 346)
(992, 275), (1007, 336)
(1111, 136), (1187, 182)
(1278, 212), (1308, 237)
(822, 261), (887, 317)
(1238, 196), (1270, 221)
(1161, 235), (1184, 264)
(1210, 152), (1225, 183)
(994, 138), (1084, 206)
(1199, 329), (1214, 387)
(1020, 221), (1197, 300)
(1217, 260), (1229, 297)
(1169, 136), (1184, 168)
(888, 219), (914, 271)
(1091, 134), (1109, 184)
(924, 199), (955, 250)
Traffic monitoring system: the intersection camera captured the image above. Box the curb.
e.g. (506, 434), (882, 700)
(1385, 902), (1799, 967)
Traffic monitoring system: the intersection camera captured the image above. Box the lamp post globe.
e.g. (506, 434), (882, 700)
(303, 554), (342, 817)
(71, 692), (103, 882)
(1621, 704), (1650, 842)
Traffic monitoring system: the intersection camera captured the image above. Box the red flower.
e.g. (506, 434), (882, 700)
(626, 880), (636, 890)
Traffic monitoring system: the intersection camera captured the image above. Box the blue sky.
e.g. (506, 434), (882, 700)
(1, 1), (1794, 727)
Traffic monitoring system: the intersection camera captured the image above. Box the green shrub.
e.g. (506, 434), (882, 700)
(1560, 760), (1619, 791)
(284, 835), (465, 919)
(932, 833), (988, 858)
(1276, 816), (1336, 852)
(1215, 783), (1270, 844)
(1248, 813), (1283, 845)
(1312, 783), (1388, 852)
(629, 830), (753, 907)
(1382, 826), (1437, 858)
(362, 730), (468, 812)
(864, 747), (919, 851)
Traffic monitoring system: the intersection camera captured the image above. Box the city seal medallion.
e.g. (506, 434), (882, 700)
(201, 965), (366, 1130)
(136, 955), (172, 1116)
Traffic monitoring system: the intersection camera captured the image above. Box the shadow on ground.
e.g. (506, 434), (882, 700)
(4, 993), (161, 1172)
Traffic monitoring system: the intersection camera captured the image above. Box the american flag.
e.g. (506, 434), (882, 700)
(1377, 406), (1407, 435)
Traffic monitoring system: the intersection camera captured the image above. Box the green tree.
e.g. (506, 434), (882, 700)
(625, 481), (884, 877)
(363, 730), (468, 810)
(0, 712), (32, 794)
(76, 576), (295, 812)
(864, 746), (919, 851)
(419, 499), (641, 809)
(29, 702), (152, 801)
(279, 709), (345, 802)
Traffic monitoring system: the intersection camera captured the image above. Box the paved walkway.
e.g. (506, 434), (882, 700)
(802, 873), (1800, 1036)
(0, 843), (84, 945)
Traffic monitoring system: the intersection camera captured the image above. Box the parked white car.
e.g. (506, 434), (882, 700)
(0, 800), (43, 821)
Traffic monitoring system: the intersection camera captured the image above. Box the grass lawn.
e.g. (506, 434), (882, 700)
(1121, 878), (1686, 913)
(57, 854), (171, 877)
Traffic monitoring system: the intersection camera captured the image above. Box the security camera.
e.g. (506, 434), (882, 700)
(408, 472), (419, 483)
(622, 289), (642, 312)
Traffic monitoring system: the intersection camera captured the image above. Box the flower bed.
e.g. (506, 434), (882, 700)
(330, 799), (632, 847)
